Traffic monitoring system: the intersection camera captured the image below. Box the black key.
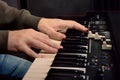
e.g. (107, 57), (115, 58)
(52, 60), (85, 67)
(64, 37), (88, 42)
(46, 69), (84, 80)
(62, 40), (88, 45)
(48, 68), (84, 75)
(56, 54), (86, 59)
(55, 57), (86, 63)
(66, 33), (87, 37)
(61, 44), (88, 50)
(66, 36), (88, 40)
(45, 75), (84, 80)
(55, 54), (86, 62)
(66, 29), (87, 36)
(62, 39), (88, 46)
(58, 48), (87, 53)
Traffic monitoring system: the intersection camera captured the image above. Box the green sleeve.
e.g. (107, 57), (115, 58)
(0, 0), (41, 51)
(0, 0), (41, 30)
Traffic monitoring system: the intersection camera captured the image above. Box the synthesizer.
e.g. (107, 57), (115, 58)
(45, 12), (114, 80)
(23, 12), (120, 80)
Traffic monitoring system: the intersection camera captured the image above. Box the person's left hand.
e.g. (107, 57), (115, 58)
(37, 18), (88, 40)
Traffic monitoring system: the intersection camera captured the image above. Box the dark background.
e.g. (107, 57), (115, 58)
(4, 0), (120, 17)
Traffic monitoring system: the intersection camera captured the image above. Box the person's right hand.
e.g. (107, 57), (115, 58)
(8, 29), (62, 58)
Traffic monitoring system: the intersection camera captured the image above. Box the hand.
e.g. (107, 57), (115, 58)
(8, 29), (62, 58)
(38, 18), (88, 40)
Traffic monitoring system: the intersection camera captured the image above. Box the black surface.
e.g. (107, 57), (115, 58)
(108, 12), (120, 80)
(26, 0), (94, 17)
(3, 0), (21, 9)
(19, 0), (120, 17)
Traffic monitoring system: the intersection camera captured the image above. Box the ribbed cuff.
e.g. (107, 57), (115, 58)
(0, 30), (8, 51)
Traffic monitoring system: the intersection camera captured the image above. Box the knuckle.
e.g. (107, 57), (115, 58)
(46, 47), (53, 51)
(45, 35), (49, 39)
(18, 34), (26, 40)
(41, 33), (49, 39)
(28, 29), (35, 33)
(71, 20), (77, 24)
(16, 41), (23, 50)
(29, 29), (34, 31)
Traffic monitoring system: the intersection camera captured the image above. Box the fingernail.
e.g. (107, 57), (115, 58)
(84, 27), (89, 32)
(86, 28), (89, 31)
(60, 46), (63, 48)
(63, 35), (66, 39)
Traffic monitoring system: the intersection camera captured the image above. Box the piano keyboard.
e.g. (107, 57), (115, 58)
(23, 12), (114, 80)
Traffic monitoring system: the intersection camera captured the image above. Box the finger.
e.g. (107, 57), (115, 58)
(28, 39), (58, 53)
(49, 31), (66, 40)
(34, 32), (63, 48)
(71, 21), (88, 32)
(62, 20), (88, 32)
(20, 43), (40, 58)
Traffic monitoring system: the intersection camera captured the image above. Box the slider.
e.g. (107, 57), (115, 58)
(102, 41), (112, 50)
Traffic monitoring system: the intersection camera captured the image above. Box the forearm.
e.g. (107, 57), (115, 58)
(0, 0), (41, 30)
